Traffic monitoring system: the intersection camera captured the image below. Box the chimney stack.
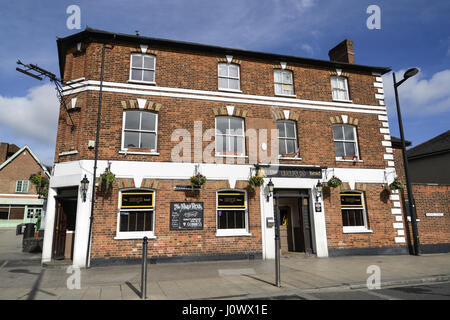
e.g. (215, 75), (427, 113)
(328, 39), (355, 64)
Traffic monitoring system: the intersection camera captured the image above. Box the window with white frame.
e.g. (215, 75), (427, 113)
(215, 116), (245, 156)
(330, 76), (350, 101)
(122, 110), (157, 150)
(274, 69), (294, 95)
(332, 124), (359, 159)
(129, 54), (156, 83)
(15, 180), (29, 193)
(340, 191), (369, 232)
(218, 63), (240, 91)
(277, 120), (298, 155)
(117, 189), (155, 237)
(216, 191), (248, 233)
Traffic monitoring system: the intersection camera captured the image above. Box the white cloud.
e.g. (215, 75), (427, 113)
(0, 83), (59, 163)
(383, 69), (450, 116)
(301, 43), (314, 55)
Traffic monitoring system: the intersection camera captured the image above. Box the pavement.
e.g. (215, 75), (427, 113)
(0, 228), (450, 300)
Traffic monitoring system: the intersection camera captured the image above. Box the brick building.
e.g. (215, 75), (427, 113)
(42, 28), (407, 267)
(0, 144), (50, 228)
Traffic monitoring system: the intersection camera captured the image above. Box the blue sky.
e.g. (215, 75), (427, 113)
(0, 0), (449, 165)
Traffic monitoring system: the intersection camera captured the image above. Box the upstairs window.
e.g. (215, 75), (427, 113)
(130, 54), (156, 83)
(333, 124), (359, 160)
(277, 120), (298, 155)
(331, 76), (349, 101)
(274, 69), (294, 95)
(122, 110), (158, 150)
(16, 180), (29, 193)
(215, 116), (245, 156)
(218, 63), (240, 91)
(340, 191), (369, 232)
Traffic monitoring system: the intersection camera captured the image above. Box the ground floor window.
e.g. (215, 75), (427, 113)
(0, 205), (25, 220)
(216, 191), (249, 236)
(340, 191), (370, 232)
(117, 189), (155, 238)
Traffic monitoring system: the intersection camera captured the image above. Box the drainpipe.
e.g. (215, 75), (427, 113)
(85, 44), (106, 268)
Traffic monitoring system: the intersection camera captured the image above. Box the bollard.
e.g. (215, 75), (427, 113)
(141, 236), (148, 299)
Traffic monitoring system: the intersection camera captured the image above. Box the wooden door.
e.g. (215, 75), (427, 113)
(299, 196), (313, 254)
(53, 201), (67, 260)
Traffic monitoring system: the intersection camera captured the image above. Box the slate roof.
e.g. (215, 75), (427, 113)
(406, 130), (450, 159)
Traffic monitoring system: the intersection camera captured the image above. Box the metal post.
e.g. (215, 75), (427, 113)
(141, 236), (148, 299)
(393, 72), (421, 256)
(274, 195), (281, 287)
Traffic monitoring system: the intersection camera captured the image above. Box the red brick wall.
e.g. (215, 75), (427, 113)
(0, 150), (43, 194)
(90, 180), (262, 259)
(323, 184), (400, 250)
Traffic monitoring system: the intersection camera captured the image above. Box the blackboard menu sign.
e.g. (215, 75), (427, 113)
(121, 192), (153, 208)
(340, 194), (363, 207)
(170, 202), (204, 230)
(217, 192), (246, 208)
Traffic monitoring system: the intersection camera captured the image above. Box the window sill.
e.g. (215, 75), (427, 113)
(335, 158), (363, 163)
(114, 232), (156, 240)
(275, 93), (296, 98)
(218, 88), (242, 93)
(119, 150), (160, 156)
(127, 80), (156, 86)
(215, 154), (248, 158)
(332, 98), (353, 103)
(59, 150), (79, 156)
(343, 228), (373, 234)
(216, 230), (252, 237)
(278, 156), (302, 161)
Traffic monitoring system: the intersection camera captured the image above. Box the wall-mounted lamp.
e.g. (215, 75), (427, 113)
(80, 174), (89, 202)
(315, 180), (323, 201)
(266, 179), (274, 202)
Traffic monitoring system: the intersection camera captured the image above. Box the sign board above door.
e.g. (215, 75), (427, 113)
(259, 165), (323, 179)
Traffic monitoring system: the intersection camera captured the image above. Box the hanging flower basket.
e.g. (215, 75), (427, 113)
(29, 172), (49, 198)
(389, 178), (404, 191)
(327, 176), (342, 188)
(248, 175), (264, 188)
(190, 173), (206, 187)
(99, 168), (115, 192)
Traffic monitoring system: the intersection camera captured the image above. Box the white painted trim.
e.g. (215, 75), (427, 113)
(384, 135), (391, 140)
(275, 93), (297, 98)
(393, 223), (404, 229)
(380, 128), (390, 134)
(379, 100), (385, 106)
(335, 159), (364, 163)
(389, 195), (400, 201)
(332, 99), (353, 103)
(61, 80), (388, 114)
(65, 77), (85, 85)
(381, 122), (389, 127)
(386, 147), (393, 153)
(395, 237), (405, 243)
(0, 145), (50, 177)
(119, 150), (160, 156)
(114, 233), (156, 240)
(278, 157), (302, 161)
(382, 141), (392, 147)
(395, 215), (403, 221)
(58, 150), (79, 156)
(397, 230), (405, 236)
(384, 154), (394, 160)
(127, 80), (156, 86)
(373, 82), (383, 88)
(377, 88), (384, 94)
(216, 230), (252, 237)
(378, 115), (388, 121)
(343, 227), (373, 234)
(391, 208), (402, 214)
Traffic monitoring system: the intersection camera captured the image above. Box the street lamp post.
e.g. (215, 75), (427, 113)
(393, 68), (421, 256)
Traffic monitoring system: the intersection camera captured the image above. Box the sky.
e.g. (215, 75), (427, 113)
(0, 0), (449, 165)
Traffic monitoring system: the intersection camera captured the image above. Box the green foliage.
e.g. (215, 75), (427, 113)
(29, 172), (49, 198)
(327, 176), (342, 188)
(190, 173), (206, 186)
(248, 175), (264, 187)
(389, 178), (404, 191)
(99, 168), (115, 192)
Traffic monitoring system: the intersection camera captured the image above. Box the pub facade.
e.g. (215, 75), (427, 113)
(42, 28), (407, 267)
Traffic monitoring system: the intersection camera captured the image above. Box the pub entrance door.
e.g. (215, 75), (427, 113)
(275, 189), (314, 254)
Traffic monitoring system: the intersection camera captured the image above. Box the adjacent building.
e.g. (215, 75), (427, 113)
(0, 143), (50, 228)
(42, 28), (407, 267)
(392, 131), (450, 254)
